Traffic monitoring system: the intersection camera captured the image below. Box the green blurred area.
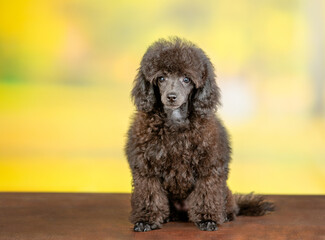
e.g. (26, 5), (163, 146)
(0, 0), (324, 193)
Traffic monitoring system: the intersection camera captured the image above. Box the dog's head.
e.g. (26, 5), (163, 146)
(132, 37), (220, 117)
(156, 73), (194, 110)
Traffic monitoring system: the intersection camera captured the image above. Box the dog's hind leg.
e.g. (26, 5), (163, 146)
(225, 186), (239, 221)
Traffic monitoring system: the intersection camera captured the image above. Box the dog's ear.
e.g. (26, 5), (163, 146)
(131, 70), (156, 112)
(192, 60), (220, 115)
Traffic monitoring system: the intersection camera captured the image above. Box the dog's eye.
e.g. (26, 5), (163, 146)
(158, 76), (165, 82)
(183, 77), (191, 83)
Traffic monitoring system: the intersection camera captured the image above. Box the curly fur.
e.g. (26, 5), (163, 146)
(125, 37), (274, 231)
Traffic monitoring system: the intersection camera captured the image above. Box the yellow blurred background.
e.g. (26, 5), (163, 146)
(0, 0), (324, 194)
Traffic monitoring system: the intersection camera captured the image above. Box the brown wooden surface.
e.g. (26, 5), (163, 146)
(0, 193), (324, 240)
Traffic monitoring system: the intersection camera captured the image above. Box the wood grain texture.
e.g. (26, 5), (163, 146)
(0, 193), (324, 240)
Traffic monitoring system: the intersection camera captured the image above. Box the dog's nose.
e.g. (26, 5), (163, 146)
(167, 93), (177, 102)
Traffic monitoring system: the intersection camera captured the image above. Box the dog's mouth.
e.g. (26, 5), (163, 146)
(163, 100), (186, 110)
(164, 104), (181, 110)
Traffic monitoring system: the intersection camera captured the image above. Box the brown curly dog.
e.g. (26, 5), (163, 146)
(125, 37), (274, 232)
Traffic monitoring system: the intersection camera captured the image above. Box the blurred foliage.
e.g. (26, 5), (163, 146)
(0, 0), (324, 193)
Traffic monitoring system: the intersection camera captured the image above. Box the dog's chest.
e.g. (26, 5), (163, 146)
(155, 131), (197, 199)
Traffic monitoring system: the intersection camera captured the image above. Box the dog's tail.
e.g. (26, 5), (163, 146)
(234, 192), (275, 216)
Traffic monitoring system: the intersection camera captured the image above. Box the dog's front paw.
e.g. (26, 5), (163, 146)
(134, 222), (159, 232)
(196, 220), (218, 231)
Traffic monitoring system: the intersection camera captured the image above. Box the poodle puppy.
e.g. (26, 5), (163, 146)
(125, 37), (274, 232)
